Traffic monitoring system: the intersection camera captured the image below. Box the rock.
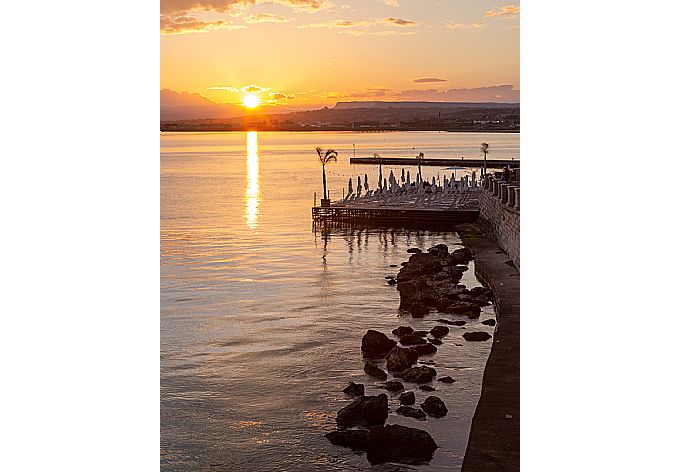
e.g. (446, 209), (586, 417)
(364, 361), (387, 380)
(412, 343), (438, 356)
(429, 326), (450, 338)
(392, 326), (414, 337)
(481, 319), (496, 326)
(437, 376), (455, 384)
(325, 430), (369, 451)
(418, 360), (435, 365)
(399, 391), (415, 405)
(407, 248), (422, 253)
(409, 302), (429, 318)
(396, 366), (436, 383)
(445, 302), (482, 318)
(387, 279), (397, 285)
(469, 286), (493, 299)
(456, 294), (490, 307)
(435, 297), (455, 311)
(428, 244), (449, 258)
(389, 264), (398, 267)
(383, 381), (404, 391)
(395, 406), (426, 420)
(437, 319), (466, 326)
(336, 393), (389, 429)
(385, 346), (418, 372)
(385, 275), (395, 279)
(428, 338), (442, 346)
(449, 248), (473, 265)
(462, 331), (492, 342)
(411, 330), (429, 337)
(419, 385), (436, 392)
(399, 334), (427, 346)
(343, 381), (364, 396)
(366, 424), (438, 465)
(361, 330), (397, 357)
(420, 396), (448, 417)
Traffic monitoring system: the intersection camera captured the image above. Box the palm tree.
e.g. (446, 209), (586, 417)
(481, 143), (489, 179)
(416, 152), (424, 181)
(373, 153), (382, 189)
(316, 146), (338, 201)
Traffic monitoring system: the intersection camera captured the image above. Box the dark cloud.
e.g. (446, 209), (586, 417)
(384, 17), (417, 27)
(413, 78), (447, 83)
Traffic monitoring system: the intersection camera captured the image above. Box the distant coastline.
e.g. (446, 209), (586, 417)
(160, 125), (520, 133)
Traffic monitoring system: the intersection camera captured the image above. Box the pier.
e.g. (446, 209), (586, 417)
(350, 157), (519, 168)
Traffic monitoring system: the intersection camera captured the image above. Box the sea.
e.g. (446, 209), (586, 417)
(160, 131), (519, 471)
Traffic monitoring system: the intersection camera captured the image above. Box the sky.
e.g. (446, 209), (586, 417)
(160, 0), (520, 110)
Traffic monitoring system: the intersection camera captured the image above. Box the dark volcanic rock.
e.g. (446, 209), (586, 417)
(437, 318), (467, 326)
(325, 430), (369, 451)
(428, 244), (449, 258)
(385, 346), (418, 372)
(343, 381), (365, 396)
(399, 391), (415, 405)
(395, 406), (426, 420)
(437, 376), (455, 384)
(336, 393), (389, 429)
(387, 278), (397, 285)
(366, 424), (438, 465)
(383, 381), (404, 391)
(428, 338), (442, 346)
(456, 294), (490, 306)
(429, 325), (450, 338)
(407, 248), (422, 254)
(419, 385), (436, 392)
(462, 331), (492, 342)
(449, 248), (473, 265)
(446, 302), (481, 318)
(481, 319), (496, 326)
(361, 330), (397, 357)
(400, 334), (427, 346)
(389, 264), (398, 267)
(412, 343), (438, 356)
(364, 361), (387, 380)
(392, 326), (414, 337)
(420, 396), (448, 417)
(396, 366), (437, 383)
(435, 297), (456, 311)
(409, 302), (429, 318)
(411, 330), (429, 337)
(469, 286), (491, 297)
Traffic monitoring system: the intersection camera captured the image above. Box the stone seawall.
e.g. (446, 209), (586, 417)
(478, 189), (520, 271)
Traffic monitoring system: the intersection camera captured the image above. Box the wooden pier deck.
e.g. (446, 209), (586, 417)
(312, 205), (478, 227)
(350, 157), (518, 168)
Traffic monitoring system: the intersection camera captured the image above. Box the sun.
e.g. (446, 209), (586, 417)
(243, 94), (260, 109)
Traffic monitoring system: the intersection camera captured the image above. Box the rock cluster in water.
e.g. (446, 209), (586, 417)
(325, 242), (497, 466)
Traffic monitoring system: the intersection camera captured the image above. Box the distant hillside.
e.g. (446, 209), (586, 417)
(334, 101), (518, 110)
(160, 89), (245, 120)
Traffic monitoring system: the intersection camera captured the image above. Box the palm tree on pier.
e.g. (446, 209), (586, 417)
(374, 153), (382, 189)
(316, 147), (338, 200)
(416, 152), (424, 182)
(481, 143), (489, 178)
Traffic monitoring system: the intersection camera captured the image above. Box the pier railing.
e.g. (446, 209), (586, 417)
(483, 172), (520, 211)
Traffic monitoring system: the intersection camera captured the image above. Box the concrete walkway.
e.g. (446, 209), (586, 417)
(455, 223), (520, 472)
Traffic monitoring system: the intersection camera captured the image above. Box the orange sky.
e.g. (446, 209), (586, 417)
(161, 1), (520, 110)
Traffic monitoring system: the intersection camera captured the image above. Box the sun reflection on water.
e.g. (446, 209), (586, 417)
(245, 131), (260, 229)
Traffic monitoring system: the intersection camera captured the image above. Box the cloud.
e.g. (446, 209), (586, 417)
(161, 0), (331, 15)
(484, 5), (520, 18)
(384, 17), (416, 27)
(446, 22), (484, 29)
(413, 78), (447, 83)
(244, 13), (291, 23)
(242, 84), (270, 93)
(269, 92), (295, 100)
(208, 86), (241, 92)
(299, 19), (370, 28)
(382, 0), (399, 6)
(160, 15), (246, 34)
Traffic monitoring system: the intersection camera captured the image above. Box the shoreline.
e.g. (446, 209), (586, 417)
(159, 128), (520, 134)
(455, 222), (520, 471)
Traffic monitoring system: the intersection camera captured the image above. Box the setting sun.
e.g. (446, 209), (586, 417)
(243, 94), (260, 109)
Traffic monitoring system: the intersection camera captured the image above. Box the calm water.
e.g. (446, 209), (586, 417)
(161, 131), (518, 471)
